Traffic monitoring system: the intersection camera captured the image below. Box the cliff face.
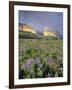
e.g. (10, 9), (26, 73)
(19, 23), (61, 39)
(43, 27), (57, 37)
(19, 23), (36, 34)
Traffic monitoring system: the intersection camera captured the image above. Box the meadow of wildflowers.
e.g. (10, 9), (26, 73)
(19, 39), (63, 79)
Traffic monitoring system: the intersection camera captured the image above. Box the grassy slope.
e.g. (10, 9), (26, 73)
(19, 39), (63, 79)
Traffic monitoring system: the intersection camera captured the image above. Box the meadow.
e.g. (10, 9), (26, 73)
(19, 39), (63, 79)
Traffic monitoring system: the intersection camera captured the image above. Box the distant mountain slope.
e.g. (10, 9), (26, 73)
(43, 27), (62, 39)
(19, 23), (62, 39)
(19, 31), (39, 39)
(43, 27), (57, 37)
(19, 23), (36, 34)
(19, 23), (40, 39)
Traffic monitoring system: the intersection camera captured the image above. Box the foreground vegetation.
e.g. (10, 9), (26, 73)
(19, 39), (63, 79)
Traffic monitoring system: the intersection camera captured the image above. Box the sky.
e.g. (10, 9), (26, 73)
(19, 10), (63, 35)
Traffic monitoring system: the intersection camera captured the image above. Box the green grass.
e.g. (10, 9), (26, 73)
(19, 39), (63, 79)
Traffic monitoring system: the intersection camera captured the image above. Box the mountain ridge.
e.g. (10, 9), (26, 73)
(19, 23), (62, 39)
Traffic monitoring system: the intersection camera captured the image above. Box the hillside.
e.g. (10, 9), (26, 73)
(19, 23), (62, 39)
(19, 23), (36, 34)
(43, 27), (57, 37)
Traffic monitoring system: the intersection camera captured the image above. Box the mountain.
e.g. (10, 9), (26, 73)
(19, 23), (62, 39)
(43, 27), (57, 37)
(43, 27), (62, 39)
(19, 23), (39, 39)
(19, 23), (36, 34)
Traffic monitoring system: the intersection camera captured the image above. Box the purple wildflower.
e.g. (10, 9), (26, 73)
(24, 59), (33, 70)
